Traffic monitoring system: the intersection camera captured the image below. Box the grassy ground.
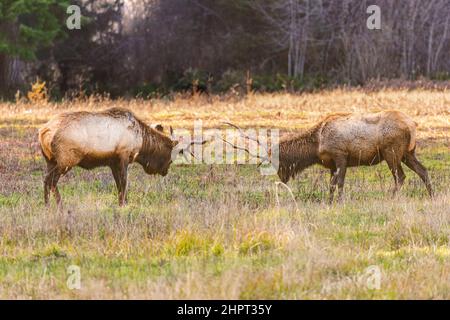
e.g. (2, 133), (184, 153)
(0, 89), (449, 299)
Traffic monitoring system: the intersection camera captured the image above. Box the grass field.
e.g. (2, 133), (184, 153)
(0, 88), (449, 299)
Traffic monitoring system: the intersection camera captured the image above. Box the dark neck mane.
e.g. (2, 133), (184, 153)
(277, 124), (320, 182)
(136, 118), (173, 163)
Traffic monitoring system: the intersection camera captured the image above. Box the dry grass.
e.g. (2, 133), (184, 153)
(0, 88), (449, 299)
(3, 88), (450, 137)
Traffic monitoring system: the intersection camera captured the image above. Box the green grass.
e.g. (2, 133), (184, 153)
(0, 113), (449, 299)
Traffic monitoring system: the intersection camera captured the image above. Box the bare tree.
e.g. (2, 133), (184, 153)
(4, 0), (450, 99)
(253, 0), (324, 79)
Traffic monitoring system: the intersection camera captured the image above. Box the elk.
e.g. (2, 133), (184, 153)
(224, 110), (433, 201)
(39, 107), (203, 207)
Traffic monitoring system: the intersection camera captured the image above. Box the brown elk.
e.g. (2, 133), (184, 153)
(39, 107), (202, 207)
(224, 110), (433, 201)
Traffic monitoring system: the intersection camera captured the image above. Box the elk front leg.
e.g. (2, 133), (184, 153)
(334, 157), (347, 202)
(111, 159), (129, 206)
(329, 167), (337, 204)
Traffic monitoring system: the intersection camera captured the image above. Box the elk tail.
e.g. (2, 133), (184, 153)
(38, 126), (53, 161)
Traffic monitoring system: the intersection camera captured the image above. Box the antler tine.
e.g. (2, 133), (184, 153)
(220, 137), (268, 162)
(176, 136), (210, 150)
(177, 137), (210, 161)
(221, 121), (261, 144)
(222, 121), (272, 158)
(189, 138), (209, 146)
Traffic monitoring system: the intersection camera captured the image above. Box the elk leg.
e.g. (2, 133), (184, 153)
(119, 163), (129, 206)
(111, 165), (121, 196)
(336, 161), (347, 201)
(383, 149), (405, 196)
(44, 168), (52, 206)
(52, 175), (62, 209)
(44, 161), (62, 208)
(330, 157), (347, 202)
(111, 165), (124, 206)
(386, 162), (406, 195)
(111, 160), (129, 206)
(402, 152), (433, 197)
(329, 167), (337, 204)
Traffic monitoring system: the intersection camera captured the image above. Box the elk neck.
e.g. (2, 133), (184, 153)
(136, 120), (174, 164)
(277, 124), (320, 180)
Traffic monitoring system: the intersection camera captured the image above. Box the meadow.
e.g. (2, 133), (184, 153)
(0, 88), (449, 299)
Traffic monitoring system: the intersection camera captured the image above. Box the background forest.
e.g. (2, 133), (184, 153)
(1, 0), (450, 99)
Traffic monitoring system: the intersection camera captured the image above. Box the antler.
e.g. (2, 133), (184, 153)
(168, 127), (210, 162)
(221, 121), (261, 144)
(221, 121), (270, 162)
(189, 139), (209, 146)
(185, 138), (209, 160)
(220, 137), (268, 162)
(178, 136), (212, 160)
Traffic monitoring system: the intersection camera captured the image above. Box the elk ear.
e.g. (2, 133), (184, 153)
(150, 123), (164, 132)
(154, 124), (164, 132)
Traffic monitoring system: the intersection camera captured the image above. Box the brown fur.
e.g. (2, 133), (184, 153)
(38, 107), (177, 207)
(276, 110), (433, 201)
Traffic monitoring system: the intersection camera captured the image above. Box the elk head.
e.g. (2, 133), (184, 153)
(139, 125), (209, 176)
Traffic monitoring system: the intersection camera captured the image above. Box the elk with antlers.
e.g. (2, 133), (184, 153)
(39, 107), (204, 207)
(224, 110), (433, 201)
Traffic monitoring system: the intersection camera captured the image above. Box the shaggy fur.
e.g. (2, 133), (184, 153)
(38, 107), (177, 207)
(276, 110), (432, 201)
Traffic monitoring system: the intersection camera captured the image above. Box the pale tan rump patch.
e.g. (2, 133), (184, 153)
(38, 117), (62, 161)
(38, 127), (53, 160)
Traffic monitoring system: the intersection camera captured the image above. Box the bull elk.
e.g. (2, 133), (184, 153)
(39, 107), (204, 207)
(224, 110), (433, 201)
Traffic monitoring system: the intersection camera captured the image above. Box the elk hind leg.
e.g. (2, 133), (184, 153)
(402, 152), (433, 197)
(44, 161), (63, 208)
(383, 149), (406, 196)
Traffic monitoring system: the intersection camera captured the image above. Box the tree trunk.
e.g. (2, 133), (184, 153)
(0, 54), (23, 99)
(427, 21), (435, 76)
(0, 54), (11, 99)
